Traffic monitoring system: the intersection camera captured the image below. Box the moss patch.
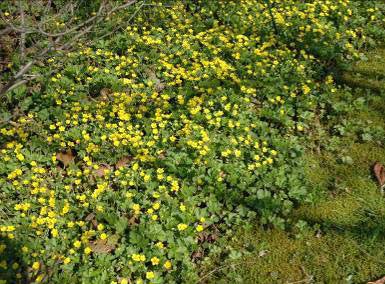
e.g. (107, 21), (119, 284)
(202, 49), (385, 284)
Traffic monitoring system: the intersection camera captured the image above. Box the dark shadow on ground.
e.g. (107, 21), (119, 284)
(0, 236), (28, 283)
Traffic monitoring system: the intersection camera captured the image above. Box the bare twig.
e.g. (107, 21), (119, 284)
(97, 0), (145, 41)
(37, 0), (138, 38)
(0, 26), (13, 36)
(6, 79), (28, 93)
(19, 0), (26, 61)
(37, 1), (106, 37)
(0, 0), (140, 97)
(97, 1), (172, 41)
(108, 0), (138, 15)
(0, 13), (32, 34)
(0, 37), (58, 96)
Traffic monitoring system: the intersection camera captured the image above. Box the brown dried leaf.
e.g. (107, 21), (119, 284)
(158, 151), (166, 160)
(89, 239), (115, 254)
(100, 88), (111, 101)
(368, 276), (385, 284)
(258, 250), (269, 257)
(94, 164), (111, 177)
(128, 215), (139, 226)
(30, 83), (41, 93)
(91, 219), (98, 228)
(191, 249), (204, 261)
(116, 156), (133, 169)
(85, 213), (95, 222)
(56, 150), (75, 167)
(373, 162), (385, 187)
(85, 213), (98, 228)
(100, 88), (110, 96)
(206, 233), (219, 243)
(145, 68), (165, 92)
(197, 232), (208, 243)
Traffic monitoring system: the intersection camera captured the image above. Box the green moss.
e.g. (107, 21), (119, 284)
(341, 72), (385, 91)
(341, 48), (385, 91)
(202, 48), (385, 284)
(204, 229), (385, 283)
(204, 142), (385, 283)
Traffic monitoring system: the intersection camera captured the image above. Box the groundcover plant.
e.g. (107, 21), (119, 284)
(0, 0), (383, 283)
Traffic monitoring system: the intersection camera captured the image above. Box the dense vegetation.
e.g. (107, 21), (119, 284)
(1, 0), (385, 283)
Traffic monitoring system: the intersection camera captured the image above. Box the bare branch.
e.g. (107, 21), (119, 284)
(19, 0), (26, 61)
(0, 27), (13, 36)
(0, 13), (32, 34)
(37, 1), (106, 37)
(6, 79), (28, 93)
(0, 0), (140, 97)
(0, 36), (59, 97)
(98, 1), (145, 41)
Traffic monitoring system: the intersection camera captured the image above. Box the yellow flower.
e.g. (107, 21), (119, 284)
(155, 242), (164, 249)
(146, 271), (155, 279)
(152, 202), (160, 210)
(0, 260), (7, 270)
(84, 247), (92, 255)
(63, 257), (71, 264)
(151, 256), (160, 265)
(177, 223), (188, 231)
(51, 228), (58, 237)
(164, 260), (172, 270)
(132, 204), (141, 212)
(32, 261), (40, 270)
(302, 84), (311, 95)
(100, 233), (108, 240)
(35, 274), (45, 282)
(16, 153), (24, 161)
(74, 240), (81, 248)
(125, 192), (133, 198)
(196, 225), (204, 232)
(132, 254), (146, 262)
